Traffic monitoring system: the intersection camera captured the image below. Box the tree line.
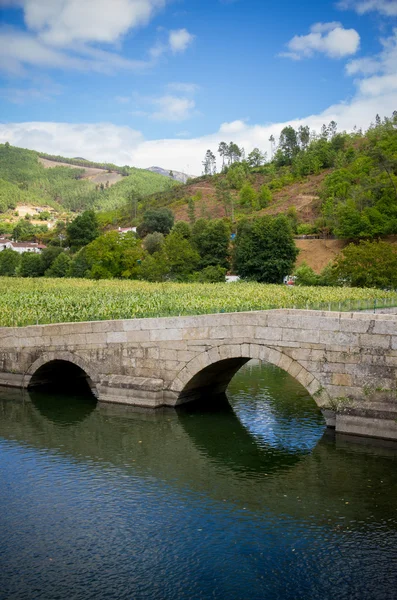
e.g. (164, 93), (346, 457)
(0, 208), (298, 283)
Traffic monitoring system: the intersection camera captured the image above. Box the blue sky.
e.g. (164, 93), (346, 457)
(0, 0), (396, 173)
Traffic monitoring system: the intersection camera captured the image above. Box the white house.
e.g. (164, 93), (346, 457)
(118, 227), (137, 235)
(0, 238), (13, 251)
(0, 239), (46, 254)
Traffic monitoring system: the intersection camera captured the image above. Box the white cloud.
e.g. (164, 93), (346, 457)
(0, 28), (150, 75)
(150, 95), (196, 121)
(169, 28), (195, 53)
(337, 0), (397, 16)
(1, 82), (396, 175)
(346, 28), (397, 96)
(281, 22), (360, 60)
(10, 0), (167, 46)
(0, 1), (194, 75)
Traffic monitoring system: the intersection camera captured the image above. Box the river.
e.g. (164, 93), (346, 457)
(0, 361), (397, 600)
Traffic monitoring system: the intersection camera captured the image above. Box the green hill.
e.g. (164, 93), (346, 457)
(0, 143), (179, 215)
(112, 112), (397, 240)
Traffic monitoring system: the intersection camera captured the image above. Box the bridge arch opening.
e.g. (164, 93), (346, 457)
(172, 344), (330, 412)
(28, 359), (97, 399)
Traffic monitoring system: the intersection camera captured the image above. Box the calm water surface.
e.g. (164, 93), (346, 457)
(1, 362), (397, 600)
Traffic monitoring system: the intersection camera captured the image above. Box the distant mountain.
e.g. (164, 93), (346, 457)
(146, 166), (196, 184)
(0, 143), (179, 214)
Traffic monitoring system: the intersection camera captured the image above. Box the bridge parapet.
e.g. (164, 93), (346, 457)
(1, 309), (397, 440)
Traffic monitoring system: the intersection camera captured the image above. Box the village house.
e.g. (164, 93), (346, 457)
(0, 238), (46, 254)
(117, 227), (137, 235)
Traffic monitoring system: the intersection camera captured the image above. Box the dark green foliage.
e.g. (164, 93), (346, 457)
(143, 232), (165, 255)
(234, 215), (298, 283)
(20, 252), (44, 277)
(45, 253), (72, 278)
(162, 231), (200, 280)
(0, 249), (21, 276)
(171, 221), (191, 239)
(333, 240), (397, 288)
(83, 231), (144, 279)
(66, 211), (99, 251)
(137, 208), (174, 237)
(13, 220), (47, 242)
(320, 114), (397, 238)
(69, 248), (91, 278)
(40, 246), (64, 273)
(192, 218), (231, 270)
(194, 265), (227, 282)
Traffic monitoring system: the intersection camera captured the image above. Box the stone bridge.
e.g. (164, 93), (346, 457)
(1, 309), (397, 440)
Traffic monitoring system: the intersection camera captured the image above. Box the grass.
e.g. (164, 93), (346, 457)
(1, 277), (396, 327)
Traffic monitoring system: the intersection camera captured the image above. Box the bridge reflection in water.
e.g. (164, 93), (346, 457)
(1, 362), (397, 600)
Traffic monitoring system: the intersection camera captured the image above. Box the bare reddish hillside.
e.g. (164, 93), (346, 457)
(172, 171), (329, 222)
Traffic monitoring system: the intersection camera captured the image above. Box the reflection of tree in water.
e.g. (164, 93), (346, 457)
(176, 393), (307, 475)
(0, 370), (397, 530)
(29, 389), (97, 427)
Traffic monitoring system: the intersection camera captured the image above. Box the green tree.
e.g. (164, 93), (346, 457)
(234, 215), (298, 283)
(247, 148), (266, 167)
(20, 252), (44, 277)
(226, 163), (248, 190)
(84, 231), (144, 279)
(258, 185), (272, 208)
(137, 208), (174, 238)
(192, 218), (231, 270)
(0, 249), (21, 276)
(66, 210), (99, 252)
(277, 126), (299, 165)
(187, 197), (196, 224)
(172, 221), (192, 239)
(239, 183), (257, 207)
(194, 265), (227, 282)
(202, 150), (216, 175)
(139, 251), (169, 282)
(45, 253), (72, 277)
(218, 142), (228, 170)
(143, 232), (165, 255)
(40, 246), (63, 273)
(12, 220), (37, 242)
(162, 231), (200, 280)
(215, 180), (234, 219)
(333, 240), (397, 288)
(294, 262), (321, 286)
(69, 247), (91, 278)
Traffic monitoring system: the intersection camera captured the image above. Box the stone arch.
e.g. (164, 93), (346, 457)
(169, 343), (330, 407)
(23, 351), (99, 396)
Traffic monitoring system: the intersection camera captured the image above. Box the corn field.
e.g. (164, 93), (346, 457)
(1, 277), (397, 327)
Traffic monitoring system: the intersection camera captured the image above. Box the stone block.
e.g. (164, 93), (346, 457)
(331, 372), (353, 387)
(107, 331), (127, 344)
(255, 327), (282, 341)
(231, 325), (256, 339)
(320, 331), (359, 347)
(209, 326), (233, 339)
(150, 329), (183, 342)
(126, 330), (151, 343)
(278, 353), (293, 372)
(287, 360), (303, 378)
(360, 334), (390, 349)
(259, 347), (281, 366)
(296, 368), (314, 389)
(282, 329), (320, 344)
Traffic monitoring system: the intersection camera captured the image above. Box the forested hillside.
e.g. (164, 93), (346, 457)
(114, 112), (396, 239)
(0, 143), (178, 215)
